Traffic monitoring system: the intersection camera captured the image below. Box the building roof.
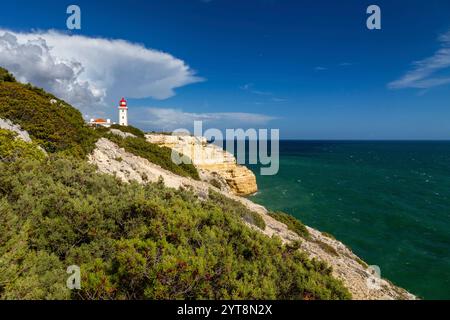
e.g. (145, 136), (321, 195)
(91, 118), (107, 123)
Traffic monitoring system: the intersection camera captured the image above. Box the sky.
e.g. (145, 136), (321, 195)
(0, 0), (450, 139)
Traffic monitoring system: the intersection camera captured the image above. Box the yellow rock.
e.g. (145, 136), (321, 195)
(146, 134), (258, 196)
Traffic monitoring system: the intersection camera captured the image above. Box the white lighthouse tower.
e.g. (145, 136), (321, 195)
(118, 97), (128, 126)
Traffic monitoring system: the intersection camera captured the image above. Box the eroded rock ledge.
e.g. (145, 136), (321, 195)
(145, 134), (258, 196)
(89, 137), (416, 300)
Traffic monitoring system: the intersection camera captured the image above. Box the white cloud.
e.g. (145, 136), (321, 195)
(388, 30), (450, 90)
(0, 29), (202, 116)
(0, 32), (104, 107)
(139, 108), (277, 131)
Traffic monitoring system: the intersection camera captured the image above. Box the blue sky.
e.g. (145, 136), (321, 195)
(1, 0), (450, 139)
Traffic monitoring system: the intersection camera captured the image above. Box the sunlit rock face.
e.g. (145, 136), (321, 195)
(145, 134), (258, 196)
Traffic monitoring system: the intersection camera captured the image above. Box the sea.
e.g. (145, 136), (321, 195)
(242, 140), (450, 300)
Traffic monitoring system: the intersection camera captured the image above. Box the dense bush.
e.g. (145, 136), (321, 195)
(0, 81), (99, 158)
(0, 67), (351, 300)
(0, 129), (45, 162)
(208, 190), (266, 230)
(269, 212), (310, 239)
(0, 67), (16, 82)
(106, 133), (200, 180)
(314, 240), (339, 257)
(0, 158), (351, 300)
(0, 70), (199, 179)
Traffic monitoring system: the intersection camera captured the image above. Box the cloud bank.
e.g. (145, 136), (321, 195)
(388, 30), (450, 90)
(0, 29), (202, 115)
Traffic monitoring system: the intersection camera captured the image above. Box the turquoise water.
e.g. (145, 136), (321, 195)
(248, 141), (450, 300)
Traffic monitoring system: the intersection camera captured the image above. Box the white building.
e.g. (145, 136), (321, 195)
(119, 97), (128, 126)
(89, 118), (112, 128)
(88, 98), (129, 128)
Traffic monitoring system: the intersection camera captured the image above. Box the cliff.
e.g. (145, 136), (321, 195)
(146, 134), (258, 196)
(89, 137), (416, 300)
(0, 67), (416, 300)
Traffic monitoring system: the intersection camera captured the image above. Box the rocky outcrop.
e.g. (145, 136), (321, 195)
(145, 134), (257, 196)
(0, 118), (48, 155)
(89, 137), (416, 300)
(88, 138), (204, 191)
(109, 128), (136, 139)
(0, 118), (32, 142)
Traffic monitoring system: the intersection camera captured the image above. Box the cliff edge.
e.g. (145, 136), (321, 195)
(0, 67), (416, 300)
(145, 134), (258, 196)
(89, 137), (417, 300)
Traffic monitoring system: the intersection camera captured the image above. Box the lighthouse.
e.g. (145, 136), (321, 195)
(118, 97), (128, 126)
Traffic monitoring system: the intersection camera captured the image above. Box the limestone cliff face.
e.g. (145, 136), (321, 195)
(145, 134), (258, 196)
(88, 137), (416, 300)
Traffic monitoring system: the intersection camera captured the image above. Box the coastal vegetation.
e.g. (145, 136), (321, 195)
(110, 124), (145, 138)
(208, 190), (266, 230)
(0, 157), (350, 300)
(0, 69), (199, 179)
(0, 76), (98, 158)
(0, 67), (16, 83)
(0, 67), (351, 300)
(269, 211), (310, 239)
(313, 240), (339, 257)
(105, 133), (200, 180)
(321, 232), (336, 240)
(0, 129), (45, 162)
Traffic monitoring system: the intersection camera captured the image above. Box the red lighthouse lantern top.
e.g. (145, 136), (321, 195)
(119, 98), (127, 109)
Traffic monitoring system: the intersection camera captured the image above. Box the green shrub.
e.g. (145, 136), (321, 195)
(208, 190), (266, 230)
(148, 131), (173, 136)
(209, 179), (223, 189)
(0, 67), (351, 300)
(0, 129), (45, 162)
(0, 67), (16, 82)
(355, 257), (368, 269)
(0, 158), (351, 300)
(0, 68), (198, 179)
(0, 81), (98, 158)
(110, 124), (145, 138)
(314, 240), (339, 257)
(105, 133), (200, 180)
(269, 212), (310, 239)
(321, 232), (336, 240)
